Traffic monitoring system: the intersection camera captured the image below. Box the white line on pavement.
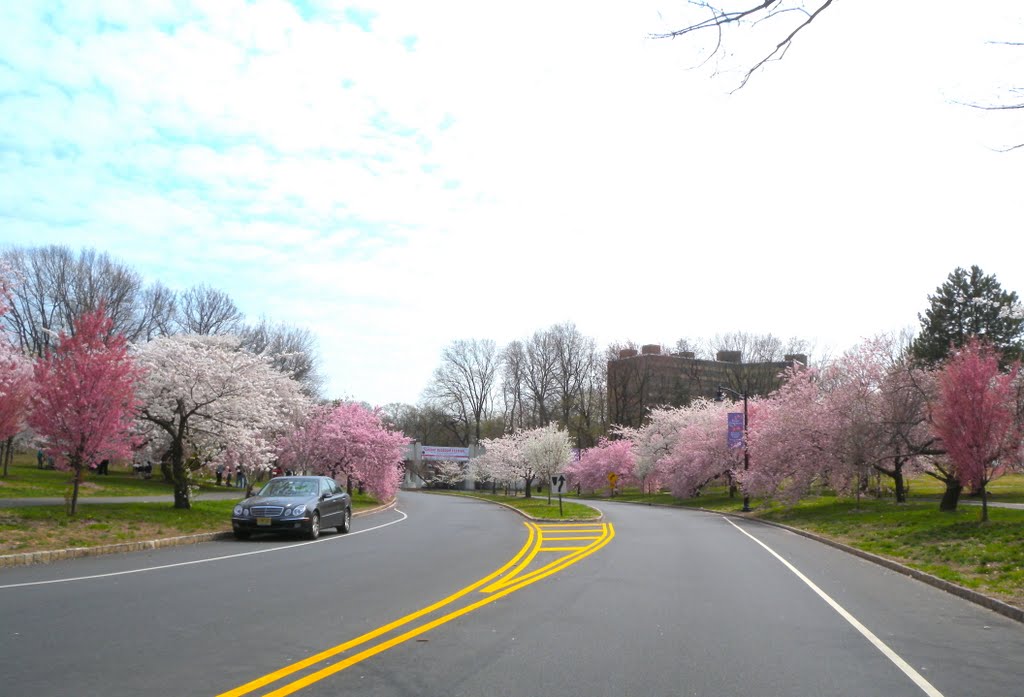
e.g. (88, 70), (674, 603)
(723, 517), (945, 697)
(0, 509), (408, 590)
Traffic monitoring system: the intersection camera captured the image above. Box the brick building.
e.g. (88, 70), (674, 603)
(607, 345), (806, 427)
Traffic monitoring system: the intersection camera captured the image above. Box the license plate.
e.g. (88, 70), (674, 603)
(256, 517), (272, 526)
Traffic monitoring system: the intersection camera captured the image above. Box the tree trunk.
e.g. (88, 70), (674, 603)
(893, 464), (906, 504)
(1, 437), (10, 478)
(69, 458), (82, 515)
(939, 478), (962, 512)
(523, 475), (533, 498)
(171, 438), (190, 510)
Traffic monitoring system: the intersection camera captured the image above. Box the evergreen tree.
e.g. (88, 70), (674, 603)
(912, 266), (1024, 365)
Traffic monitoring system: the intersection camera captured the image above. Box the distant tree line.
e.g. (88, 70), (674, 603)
(0, 244), (323, 395)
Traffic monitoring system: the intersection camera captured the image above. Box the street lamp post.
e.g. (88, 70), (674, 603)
(716, 385), (751, 513)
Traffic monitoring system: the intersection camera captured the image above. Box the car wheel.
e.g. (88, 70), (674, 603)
(307, 512), (320, 540)
(234, 530), (250, 540)
(337, 507), (351, 534)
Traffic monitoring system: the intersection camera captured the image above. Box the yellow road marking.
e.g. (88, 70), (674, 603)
(542, 536), (602, 541)
(261, 524), (615, 697)
(215, 524), (537, 697)
(539, 546), (589, 551)
(216, 522), (614, 697)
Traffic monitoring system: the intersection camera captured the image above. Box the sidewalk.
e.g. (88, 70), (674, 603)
(0, 491), (244, 508)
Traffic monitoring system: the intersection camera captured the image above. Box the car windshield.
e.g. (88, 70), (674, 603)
(258, 479), (317, 497)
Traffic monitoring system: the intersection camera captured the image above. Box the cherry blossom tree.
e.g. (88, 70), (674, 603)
(135, 334), (309, 508)
(276, 402), (408, 502)
(658, 399), (745, 500)
(29, 308), (141, 514)
(475, 431), (538, 497)
(428, 460), (467, 489)
(522, 423), (573, 502)
(567, 437), (635, 495)
(0, 266), (33, 477)
(471, 434), (523, 495)
(931, 339), (1023, 521)
(0, 345), (33, 477)
(743, 368), (834, 505)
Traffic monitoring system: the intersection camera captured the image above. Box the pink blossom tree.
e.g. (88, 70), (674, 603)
(28, 308), (141, 514)
(744, 369), (835, 505)
(658, 399), (745, 499)
(931, 339), (1022, 521)
(277, 402), (408, 502)
(567, 437), (635, 495)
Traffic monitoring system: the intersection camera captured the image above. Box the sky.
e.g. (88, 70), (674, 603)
(2, 0), (1022, 407)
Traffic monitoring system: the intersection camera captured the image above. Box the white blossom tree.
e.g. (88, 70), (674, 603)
(428, 460), (467, 489)
(135, 334), (309, 507)
(522, 423), (572, 503)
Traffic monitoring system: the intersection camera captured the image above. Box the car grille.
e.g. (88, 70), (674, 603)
(251, 506), (284, 517)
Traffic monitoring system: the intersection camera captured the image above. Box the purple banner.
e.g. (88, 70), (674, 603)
(727, 412), (745, 449)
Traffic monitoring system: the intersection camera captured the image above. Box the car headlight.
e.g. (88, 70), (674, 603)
(233, 505), (244, 516)
(289, 504), (307, 517)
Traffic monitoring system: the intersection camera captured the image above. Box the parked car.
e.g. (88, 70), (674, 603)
(232, 476), (351, 540)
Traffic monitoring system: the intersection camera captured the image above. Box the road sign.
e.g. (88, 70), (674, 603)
(551, 474), (566, 494)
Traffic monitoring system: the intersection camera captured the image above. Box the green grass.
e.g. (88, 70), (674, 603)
(0, 457), (387, 556)
(431, 490), (601, 520)
(576, 483), (1024, 608)
(0, 453), (211, 498)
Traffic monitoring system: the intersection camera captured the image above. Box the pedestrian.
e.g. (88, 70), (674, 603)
(215, 464), (224, 486)
(37, 449), (44, 469)
(226, 468), (232, 487)
(235, 466), (247, 490)
(98, 458), (110, 475)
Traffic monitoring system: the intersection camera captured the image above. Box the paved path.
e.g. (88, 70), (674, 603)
(0, 491), (244, 507)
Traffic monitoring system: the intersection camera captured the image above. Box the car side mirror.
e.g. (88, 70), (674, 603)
(320, 492), (329, 501)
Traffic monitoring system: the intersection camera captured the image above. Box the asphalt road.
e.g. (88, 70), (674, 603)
(1, 493), (1022, 697)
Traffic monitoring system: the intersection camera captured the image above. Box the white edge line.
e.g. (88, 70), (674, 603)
(0, 509), (408, 590)
(722, 516), (945, 697)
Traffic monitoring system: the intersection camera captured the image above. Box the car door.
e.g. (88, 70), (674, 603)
(319, 478), (341, 525)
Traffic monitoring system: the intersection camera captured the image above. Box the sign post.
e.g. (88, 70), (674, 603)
(551, 474), (566, 516)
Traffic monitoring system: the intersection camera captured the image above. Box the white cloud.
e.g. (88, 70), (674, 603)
(1, 0), (1022, 405)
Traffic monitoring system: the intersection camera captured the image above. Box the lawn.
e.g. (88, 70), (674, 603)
(430, 489), (601, 520)
(0, 450), (386, 557)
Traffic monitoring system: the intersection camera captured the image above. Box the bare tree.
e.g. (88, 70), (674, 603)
(1, 245), (154, 354)
(137, 283), (178, 341)
(650, 1), (837, 90)
(652, 2), (1021, 147)
(175, 285), (244, 335)
(238, 318), (323, 396)
(501, 340), (531, 432)
(523, 329), (560, 426)
(426, 339), (500, 445)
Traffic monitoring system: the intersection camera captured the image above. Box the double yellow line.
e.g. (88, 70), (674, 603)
(216, 522), (614, 697)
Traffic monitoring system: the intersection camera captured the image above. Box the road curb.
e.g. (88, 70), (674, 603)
(612, 499), (1024, 625)
(420, 489), (604, 522)
(0, 499), (398, 569)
